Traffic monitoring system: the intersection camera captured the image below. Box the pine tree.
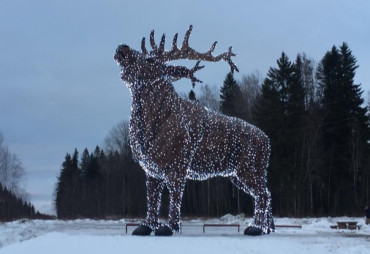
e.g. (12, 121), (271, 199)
(253, 52), (307, 216)
(55, 153), (73, 218)
(188, 90), (196, 101)
(80, 148), (90, 179)
(289, 55), (306, 117)
(54, 150), (82, 218)
(220, 72), (243, 118)
(317, 43), (370, 214)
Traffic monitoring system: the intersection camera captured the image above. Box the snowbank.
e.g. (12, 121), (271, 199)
(1, 216), (369, 254)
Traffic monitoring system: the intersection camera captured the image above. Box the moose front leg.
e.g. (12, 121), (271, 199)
(132, 175), (164, 235)
(155, 173), (186, 236)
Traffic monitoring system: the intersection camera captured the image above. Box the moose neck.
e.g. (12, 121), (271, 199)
(129, 78), (180, 154)
(130, 78), (178, 115)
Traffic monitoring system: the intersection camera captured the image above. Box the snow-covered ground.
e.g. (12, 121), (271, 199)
(1, 215), (369, 254)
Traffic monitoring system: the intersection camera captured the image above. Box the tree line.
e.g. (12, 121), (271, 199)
(227, 43), (369, 216)
(0, 183), (50, 221)
(0, 134), (51, 221)
(55, 42), (370, 218)
(54, 145), (253, 218)
(55, 146), (146, 219)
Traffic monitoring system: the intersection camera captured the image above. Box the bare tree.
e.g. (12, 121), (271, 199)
(239, 71), (262, 122)
(298, 53), (317, 109)
(104, 120), (130, 155)
(0, 133), (26, 196)
(197, 84), (220, 112)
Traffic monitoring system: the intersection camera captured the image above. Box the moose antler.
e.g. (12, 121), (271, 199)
(141, 25), (239, 77)
(163, 60), (205, 86)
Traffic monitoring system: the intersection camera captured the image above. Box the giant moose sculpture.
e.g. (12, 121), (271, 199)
(114, 26), (273, 236)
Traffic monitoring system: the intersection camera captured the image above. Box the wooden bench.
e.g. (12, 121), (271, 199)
(275, 224), (302, 229)
(203, 223), (240, 233)
(348, 224), (361, 230)
(331, 221), (360, 230)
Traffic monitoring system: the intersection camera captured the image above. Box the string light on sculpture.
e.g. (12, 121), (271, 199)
(114, 25), (274, 236)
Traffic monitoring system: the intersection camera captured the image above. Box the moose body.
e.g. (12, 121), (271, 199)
(115, 26), (273, 236)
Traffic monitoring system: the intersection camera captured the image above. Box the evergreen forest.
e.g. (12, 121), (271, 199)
(0, 183), (51, 221)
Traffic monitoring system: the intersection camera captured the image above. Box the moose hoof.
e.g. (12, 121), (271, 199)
(132, 225), (152, 236)
(244, 226), (263, 236)
(155, 225), (173, 236)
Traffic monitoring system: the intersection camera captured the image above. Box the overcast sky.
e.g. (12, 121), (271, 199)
(1, 0), (369, 215)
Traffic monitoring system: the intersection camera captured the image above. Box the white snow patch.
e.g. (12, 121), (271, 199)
(1, 216), (369, 254)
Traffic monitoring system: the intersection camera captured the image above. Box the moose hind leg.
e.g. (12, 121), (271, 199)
(133, 175), (164, 235)
(231, 175), (273, 235)
(248, 184), (273, 235)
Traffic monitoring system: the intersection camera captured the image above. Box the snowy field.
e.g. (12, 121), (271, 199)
(1, 215), (369, 254)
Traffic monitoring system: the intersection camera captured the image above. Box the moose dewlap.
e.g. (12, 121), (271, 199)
(114, 25), (273, 236)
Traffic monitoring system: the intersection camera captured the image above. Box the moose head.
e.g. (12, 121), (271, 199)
(115, 26), (273, 236)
